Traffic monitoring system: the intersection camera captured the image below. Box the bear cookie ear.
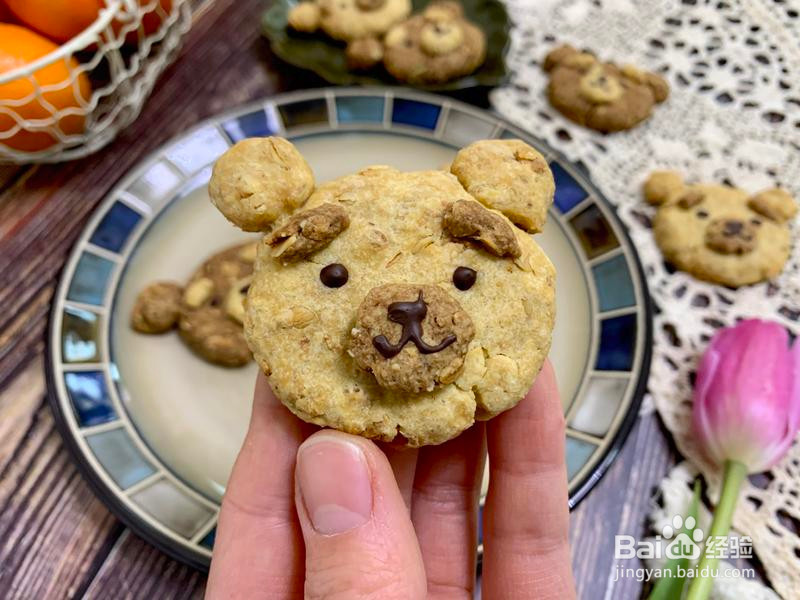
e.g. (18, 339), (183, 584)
(747, 188), (798, 224)
(208, 137), (316, 232)
(643, 170), (685, 206)
(450, 139), (555, 234)
(543, 44), (596, 72)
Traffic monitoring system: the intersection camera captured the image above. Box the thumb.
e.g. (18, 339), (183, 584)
(294, 430), (426, 600)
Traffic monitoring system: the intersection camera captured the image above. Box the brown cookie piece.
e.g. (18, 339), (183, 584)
(382, 2), (486, 84)
(267, 203), (350, 262)
(704, 218), (758, 255)
(178, 306), (252, 367)
(346, 37), (384, 69)
(131, 282), (182, 333)
(350, 284), (475, 393)
(178, 243), (255, 366)
(442, 199), (521, 258)
(544, 44), (669, 132)
(131, 242), (257, 366)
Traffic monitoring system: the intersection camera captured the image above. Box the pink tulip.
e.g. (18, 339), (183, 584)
(693, 319), (800, 473)
(686, 319), (800, 600)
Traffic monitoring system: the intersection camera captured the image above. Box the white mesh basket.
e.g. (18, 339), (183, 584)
(0, 0), (191, 164)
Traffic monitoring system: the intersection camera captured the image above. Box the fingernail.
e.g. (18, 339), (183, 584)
(297, 435), (372, 535)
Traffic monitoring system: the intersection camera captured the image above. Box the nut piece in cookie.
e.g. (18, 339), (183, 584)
(450, 139), (555, 233)
(382, 1), (486, 84)
(130, 243), (256, 367)
(646, 171), (797, 286)
(544, 44), (669, 132)
(208, 137), (315, 232)
(131, 282), (182, 333)
(210, 137), (556, 446)
(288, 0), (411, 42)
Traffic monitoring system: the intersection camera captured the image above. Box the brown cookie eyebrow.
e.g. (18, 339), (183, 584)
(267, 203), (350, 262)
(442, 199), (522, 258)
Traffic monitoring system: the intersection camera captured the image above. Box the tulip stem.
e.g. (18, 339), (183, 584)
(686, 460), (748, 600)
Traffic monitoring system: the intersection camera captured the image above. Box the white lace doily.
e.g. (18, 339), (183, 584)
(491, 1), (800, 598)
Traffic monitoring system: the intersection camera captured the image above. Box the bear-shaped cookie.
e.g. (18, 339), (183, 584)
(288, 0), (411, 44)
(375, 1), (486, 84)
(209, 137), (556, 446)
(131, 242), (255, 366)
(644, 171), (797, 287)
(543, 45), (669, 132)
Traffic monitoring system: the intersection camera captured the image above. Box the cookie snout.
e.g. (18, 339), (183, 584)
(350, 284), (475, 393)
(705, 217), (757, 255)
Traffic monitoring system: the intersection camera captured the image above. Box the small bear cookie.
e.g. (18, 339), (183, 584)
(644, 171), (797, 287)
(543, 45), (669, 132)
(287, 0), (411, 42)
(378, 1), (486, 84)
(131, 242), (257, 367)
(209, 136), (556, 446)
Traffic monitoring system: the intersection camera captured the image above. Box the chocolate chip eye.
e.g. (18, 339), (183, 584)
(751, 218), (762, 226)
(320, 263), (348, 288)
(696, 210), (709, 219)
(453, 266), (477, 290)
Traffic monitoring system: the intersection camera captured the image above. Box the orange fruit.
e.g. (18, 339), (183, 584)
(5, 0), (173, 45)
(0, 24), (92, 152)
(4, 0), (100, 43)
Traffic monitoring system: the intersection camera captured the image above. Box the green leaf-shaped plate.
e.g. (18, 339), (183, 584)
(262, 0), (509, 91)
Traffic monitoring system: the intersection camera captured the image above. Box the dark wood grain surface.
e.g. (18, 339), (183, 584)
(0, 1), (678, 597)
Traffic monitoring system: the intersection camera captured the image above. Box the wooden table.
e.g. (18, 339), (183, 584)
(0, 0), (679, 597)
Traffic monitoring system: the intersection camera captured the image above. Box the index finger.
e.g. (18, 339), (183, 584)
(482, 360), (575, 599)
(206, 372), (316, 599)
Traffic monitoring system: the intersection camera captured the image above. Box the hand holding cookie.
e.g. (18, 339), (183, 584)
(206, 362), (574, 599)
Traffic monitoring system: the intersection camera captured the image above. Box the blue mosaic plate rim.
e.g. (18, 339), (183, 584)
(46, 87), (653, 571)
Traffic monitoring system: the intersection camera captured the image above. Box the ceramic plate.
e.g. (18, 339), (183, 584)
(261, 0), (509, 90)
(47, 88), (652, 570)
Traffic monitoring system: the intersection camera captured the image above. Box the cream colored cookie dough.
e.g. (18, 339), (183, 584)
(450, 139), (554, 233)
(209, 137), (315, 232)
(209, 137), (556, 446)
(288, 0), (411, 42)
(645, 172), (797, 287)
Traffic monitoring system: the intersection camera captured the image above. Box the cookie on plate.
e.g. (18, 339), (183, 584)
(288, 0), (411, 42)
(543, 44), (669, 132)
(376, 1), (486, 84)
(131, 242), (256, 367)
(209, 136), (556, 446)
(644, 171), (797, 287)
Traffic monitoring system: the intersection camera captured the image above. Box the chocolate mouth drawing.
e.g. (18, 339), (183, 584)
(372, 291), (457, 358)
